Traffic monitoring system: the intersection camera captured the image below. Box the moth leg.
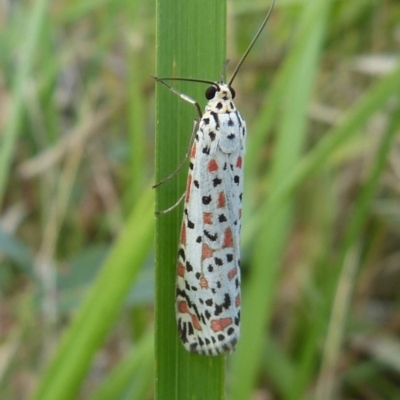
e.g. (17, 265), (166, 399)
(153, 119), (198, 188)
(152, 76), (202, 119)
(155, 192), (185, 215)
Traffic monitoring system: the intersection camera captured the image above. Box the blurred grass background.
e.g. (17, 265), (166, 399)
(1, 0), (400, 399)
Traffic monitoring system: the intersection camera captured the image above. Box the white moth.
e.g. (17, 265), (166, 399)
(154, 0), (275, 356)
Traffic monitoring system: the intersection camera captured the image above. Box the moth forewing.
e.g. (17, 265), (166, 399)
(175, 84), (245, 355)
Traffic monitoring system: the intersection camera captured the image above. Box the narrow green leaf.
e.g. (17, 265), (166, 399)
(155, 0), (226, 399)
(263, 62), (400, 221)
(315, 103), (400, 400)
(87, 331), (154, 400)
(0, 0), (49, 204)
(30, 188), (154, 400)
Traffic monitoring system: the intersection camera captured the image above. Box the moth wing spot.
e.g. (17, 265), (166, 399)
(202, 243), (213, 259)
(211, 318), (233, 332)
(203, 212), (213, 224)
(178, 301), (189, 314)
(185, 175), (192, 202)
(177, 263), (185, 277)
(191, 315), (202, 331)
(199, 276), (209, 288)
(217, 192), (226, 208)
(180, 224), (186, 245)
(235, 294), (241, 307)
(190, 144), (197, 158)
(223, 228), (233, 248)
(208, 159), (218, 172)
(227, 267), (237, 280)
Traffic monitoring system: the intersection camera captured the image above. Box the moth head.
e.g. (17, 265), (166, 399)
(205, 84), (236, 101)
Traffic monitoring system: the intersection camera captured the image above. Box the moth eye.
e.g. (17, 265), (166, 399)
(205, 86), (217, 100)
(229, 86), (236, 99)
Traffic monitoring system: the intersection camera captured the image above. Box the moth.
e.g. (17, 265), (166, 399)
(154, 0), (275, 355)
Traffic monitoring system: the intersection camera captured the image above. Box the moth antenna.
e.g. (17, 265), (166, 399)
(228, 0), (275, 86)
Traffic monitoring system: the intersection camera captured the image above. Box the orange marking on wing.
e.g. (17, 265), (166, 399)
(223, 228), (233, 248)
(199, 276), (209, 288)
(236, 156), (243, 168)
(217, 192), (226, 208)
(191, 315), (202, 331)
(180, 224), (186, 245)
(177, 263), (185, 277)
(202, 243), (213, 259)
(235, 294), (241, 307)
(190, 144), (197, 158)
(203, 212), (213, 224)
(178, 301), (189, 314)
(211, 318), (233, 332)
(208, 159), (218, 172)
(228, 267), (237, 280)
(185, 175), (192, 202)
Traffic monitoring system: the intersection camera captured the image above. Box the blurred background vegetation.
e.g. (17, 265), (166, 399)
(1, 0), (400, 399)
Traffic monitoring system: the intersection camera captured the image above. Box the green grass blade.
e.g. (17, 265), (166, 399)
(0, 0), (49, 205)
(315, 103), (400, 400)
(87, 331), (154, 400)
(30, 188), (154, 400)
(263, 61), (400, 400)
(264, 62), (400, 220)
(154, 0), (226, 399)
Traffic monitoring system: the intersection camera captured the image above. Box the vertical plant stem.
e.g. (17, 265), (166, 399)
(30, 189), (154, 400)
(154, 0), (226, 399)
(0, 0), (49, 204)
(315, 104), (400, 400)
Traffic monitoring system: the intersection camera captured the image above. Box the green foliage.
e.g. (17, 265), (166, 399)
(1, 0), (400, 399)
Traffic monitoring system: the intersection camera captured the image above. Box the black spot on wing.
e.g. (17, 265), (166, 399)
(218, 214), (227, 223)
(179, 320), (188, 342)
(178, 248), (185, 261)
(204, 230), (218, 241)
(202, 195), (211, 205)
(214, 257), (223, 266)
(223, 293), (231, 309)
(213, 177), (222, 187)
